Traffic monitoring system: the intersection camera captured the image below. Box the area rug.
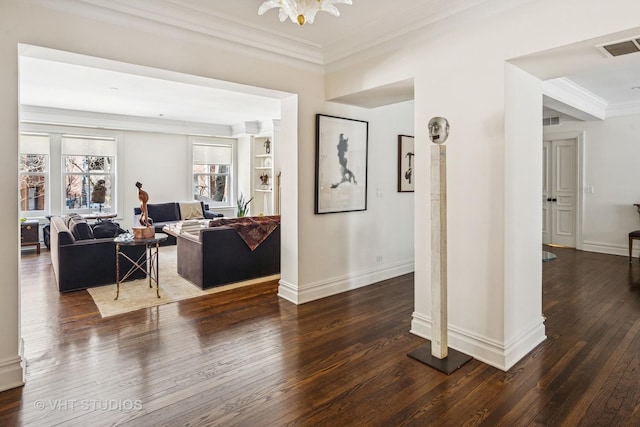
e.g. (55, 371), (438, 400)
(86, 246), (279, 318)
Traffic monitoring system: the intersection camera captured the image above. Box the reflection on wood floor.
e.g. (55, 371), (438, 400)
(2, 247), (640, 425)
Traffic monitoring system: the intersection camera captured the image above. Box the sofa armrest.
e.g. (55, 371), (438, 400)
(176, 233), (204, 287)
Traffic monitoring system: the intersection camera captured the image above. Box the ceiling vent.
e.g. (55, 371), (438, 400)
(597, 37), (640, 57)
(543, 117), (560, 126)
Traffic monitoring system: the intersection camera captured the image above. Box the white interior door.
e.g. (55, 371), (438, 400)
(542, 138), (577, 247)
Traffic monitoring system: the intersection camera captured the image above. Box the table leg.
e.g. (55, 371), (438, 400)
(155, 241), (160, 298)
(148, 244), (153, 289)
(115, 243), (120, 300)
(114, 239), (162, 300)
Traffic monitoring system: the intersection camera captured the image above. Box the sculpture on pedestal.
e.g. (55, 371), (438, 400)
(133, 181), (154, 239)
(407, 116), (472, 374)
(136, 181), (149, 226)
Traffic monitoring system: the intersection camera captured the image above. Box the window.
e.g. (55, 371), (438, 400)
(62, 136), (116, 213)
(19, 134), (50, 216)
(192, 140), (233, 207)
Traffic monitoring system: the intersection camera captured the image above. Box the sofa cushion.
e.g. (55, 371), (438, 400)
(92, 220), (127, 238)
(147, 202), (179, 223)
(68, 217), (94, 240)
(179, 201), (204, 220)
(65, 213), (81, 228)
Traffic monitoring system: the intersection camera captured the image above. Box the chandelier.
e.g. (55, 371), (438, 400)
(258, 0), (353, 26)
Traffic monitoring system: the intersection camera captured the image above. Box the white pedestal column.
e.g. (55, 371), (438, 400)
(430, 144), (448, 359)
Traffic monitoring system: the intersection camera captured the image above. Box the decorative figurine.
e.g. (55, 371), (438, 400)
(136, 181), (149, 226)
(264, 138), (271, 154)
(91, 179), (106, 212)
(260, 173), (269, 187)
(133, 181), (154, 239)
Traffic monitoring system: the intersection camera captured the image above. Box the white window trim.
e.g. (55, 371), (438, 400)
(20, 124), (123, 218)
(189, 136), (237, 209)
(19, 133), (50, 219)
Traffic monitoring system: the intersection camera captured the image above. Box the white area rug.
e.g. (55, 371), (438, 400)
(87, 246), (279, 317)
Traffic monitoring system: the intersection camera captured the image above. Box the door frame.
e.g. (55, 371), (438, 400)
(542, 130), (585, 250)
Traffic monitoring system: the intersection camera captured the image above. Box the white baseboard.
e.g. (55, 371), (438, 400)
(278, 260), (414, 304)
(0, 351), (25, 393)
(582, 241), (631, 258)
(410, 312), (546, 371)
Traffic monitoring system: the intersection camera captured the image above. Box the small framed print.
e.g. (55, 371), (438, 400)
(398, 135), (415, 192)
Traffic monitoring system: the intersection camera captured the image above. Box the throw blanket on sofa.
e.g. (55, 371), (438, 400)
(210, 216), (280, 251)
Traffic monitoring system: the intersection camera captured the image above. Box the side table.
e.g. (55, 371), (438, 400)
(114, 233), (167, 300)
(21, 220), (40, 254)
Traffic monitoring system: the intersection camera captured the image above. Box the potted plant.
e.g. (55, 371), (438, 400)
(237, 193), (253, 217)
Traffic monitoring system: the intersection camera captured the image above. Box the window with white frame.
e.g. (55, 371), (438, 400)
(62, 135), (116, 213)
(19, 133), (50, 217)
(192, 140), (234, 207)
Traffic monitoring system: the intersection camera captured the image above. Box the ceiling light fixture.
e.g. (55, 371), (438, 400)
(258, 0), (353, 26)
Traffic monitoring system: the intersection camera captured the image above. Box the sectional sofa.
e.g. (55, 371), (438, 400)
(133, 201), (222, 245)
(50, 215), (146, 292)
(176, 215), (280, 289)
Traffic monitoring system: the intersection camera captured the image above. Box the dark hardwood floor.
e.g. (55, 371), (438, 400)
(2, 245), (640, 426)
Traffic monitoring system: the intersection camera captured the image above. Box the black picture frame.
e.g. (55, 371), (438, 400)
(315, 114), (368, 214)
(398, 134), (415, 192)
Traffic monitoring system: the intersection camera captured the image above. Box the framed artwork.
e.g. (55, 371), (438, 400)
(315, 114), (369, 214)
(397, 134), (415, 192)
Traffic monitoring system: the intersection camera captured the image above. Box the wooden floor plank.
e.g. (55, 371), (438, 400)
(2, 246), (640, 425)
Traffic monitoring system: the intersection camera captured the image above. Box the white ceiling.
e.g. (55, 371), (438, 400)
(19, 55), (285, 127)
(19, 0), (640, 126)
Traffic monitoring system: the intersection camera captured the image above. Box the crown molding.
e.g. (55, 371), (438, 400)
(325, 0), (536, 72)
(543, 78), (608, 121)
(20, 105), (233, 137)
(29, 0), (533, 72)
(27, 0), (326, 70)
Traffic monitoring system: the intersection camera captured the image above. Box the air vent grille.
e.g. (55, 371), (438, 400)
(598, 37), (640, 57)
(543, 117), (560, 126)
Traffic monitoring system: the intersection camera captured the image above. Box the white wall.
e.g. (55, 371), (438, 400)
(236, 134), (252, 216)
(123, 131), (190, 227)
(278, 100), (416, 302)
(325, 0), (640, 370)
(545, 115), (640, 256)
(280, 100), (416, 302)
(0, 0), (416, 392)
(3, 0), (640, 395)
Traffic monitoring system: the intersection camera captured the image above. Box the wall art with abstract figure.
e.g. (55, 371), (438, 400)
(315, 114), (368, 214)
(398, 134), (415, 192)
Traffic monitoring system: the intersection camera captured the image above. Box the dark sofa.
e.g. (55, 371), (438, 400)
(50, 215), (147, 292)
(176, 216), (280, 289)
(133, 201), (222, 245)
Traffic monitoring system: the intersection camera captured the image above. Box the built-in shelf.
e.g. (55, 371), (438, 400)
(253, 134), (275, 215)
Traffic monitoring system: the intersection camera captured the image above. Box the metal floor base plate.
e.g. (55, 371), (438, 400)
(407, 343), (473, 375)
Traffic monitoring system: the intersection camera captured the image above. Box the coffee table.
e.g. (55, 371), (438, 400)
(114, 233), (167, 300)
